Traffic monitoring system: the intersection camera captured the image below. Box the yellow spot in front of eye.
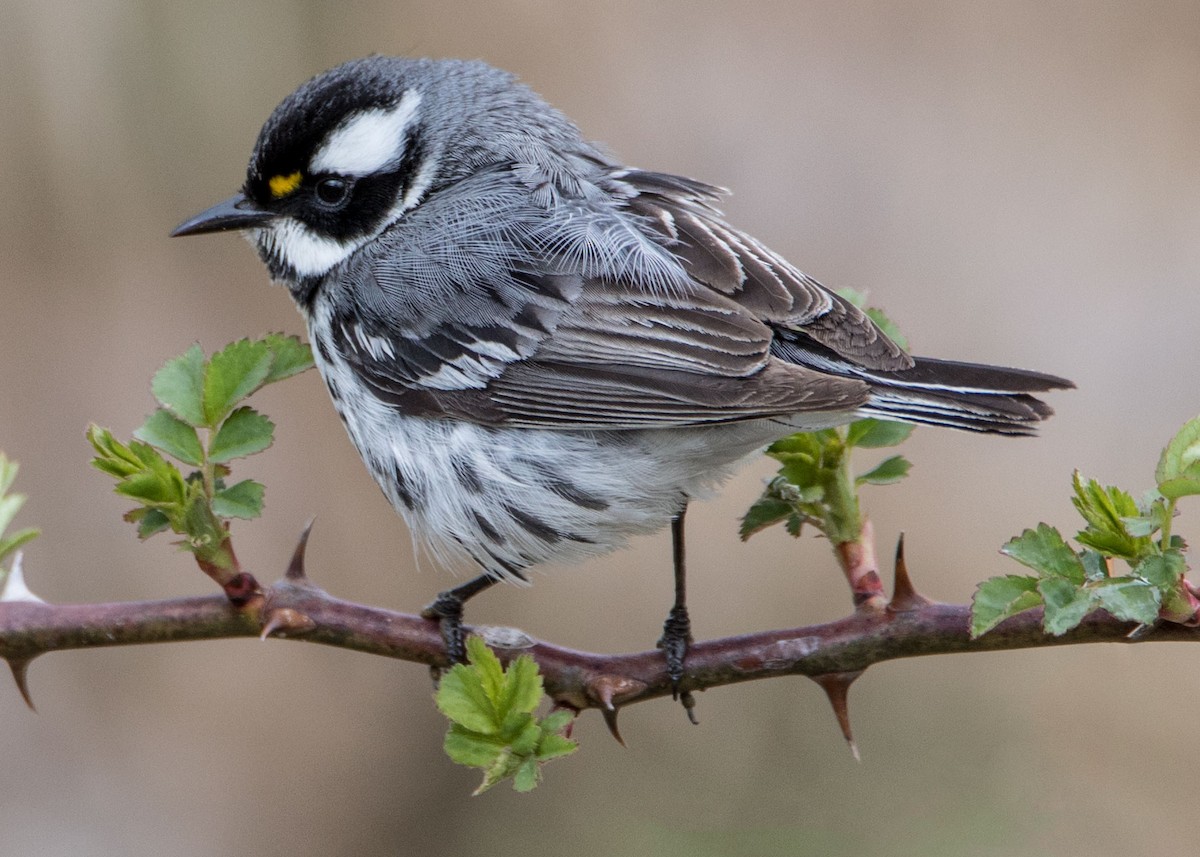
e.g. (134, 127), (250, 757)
(269, 171), (303, 199)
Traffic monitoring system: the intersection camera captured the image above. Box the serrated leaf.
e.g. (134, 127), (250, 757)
(135, 508), (171, 539)
(538, 709), (576, 736)
(1080, 550), (1110, 582)
(262, 333), (315, 383)
(536, 731), (578, 762)
(498, 655), (543, 721)
(203, 339), (274, 426)
(211, 480), (264, 520)
(444, 727), (504, 768)
(134, 409), (204, 466)
(208, 407), (275, 463)
(1134, 551), (1187, 587)
(87, 425), (142, 478)
(739, 496), (794, 540)
(1001, 523), (1086, 584)
(845, 419), (914, 449)
(476, 747), (517, 795)
(1156, 417), (1200, 499)
(152, 344), (207, 427)
(508, 718), (542, 756)
(776, 454), (825, 491)
(437, 660), (498, 734)
(784, 514), (804, 538)
(971, 574), (1042, 637)
(766, 432), (825, 459)
(512, 758), (540, 793)
(856, 454), (911, 486)
(1072, 471), (1150, 560)
(1038, 577), (1095, 635)
(465, 636), (506, 714)
(1093, 578), (1161, 624)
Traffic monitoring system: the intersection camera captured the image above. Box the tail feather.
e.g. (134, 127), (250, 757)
(772, 335), (1072, 435)
(861, 356), (1072, 435)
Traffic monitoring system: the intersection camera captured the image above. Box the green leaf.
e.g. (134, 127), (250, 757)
(1079, 550), (1110, 582)
(856, 454), (912, 486)
(512, 758), (540, 793)
(151, 344), (207, 427)
(0, 528), (39, 564)
(131, 507), (171, 539)
(208, 407), (275, 463)
(112, 442), (186, 506)
(775, 454), (825, 492)
(971, 574), (1042, 637)
(443, 728), (504, 768)
(203, 339), (273, 426)
(0, 494), (25, 540)
(497, 654), (543, 721)
(1156, 416), (1200, 499)
(1001, 523), (1086, 584)
(739, 496), (794, 540)
(1093, 578), (1161, 625)
(1134, 551), (1187, 587)
(0, 453), (19, 496)
(262, 333), (315, 383)
(536, 731), (578, 762)
(211, 480), (264, 520)
(1072, 471), (1150, 560)
(87, 425), (143, 478)
(437, 664), (498, 735)
(134, 409), (204, 466)
(845, 419), (914, 449)
(1038, 577), (1094, 635)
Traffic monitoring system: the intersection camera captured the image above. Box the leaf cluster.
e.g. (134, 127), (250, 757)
(0, 453), (39, 574)
(972, 416), (1200, 637)
(87, 336), (313, 573)
(741, 419), (913, 546)
(741, 291), (913, 547)
(436, 636), (578, 794)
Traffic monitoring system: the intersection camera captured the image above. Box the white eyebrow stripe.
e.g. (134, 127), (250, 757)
(310, 89), (422, 176)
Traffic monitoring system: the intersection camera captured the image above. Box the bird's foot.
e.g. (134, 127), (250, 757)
(421, 591), (467, 666)
(658, 605), (697, 722)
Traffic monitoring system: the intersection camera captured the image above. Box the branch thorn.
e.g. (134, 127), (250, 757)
(1, 552), (44, 604)
(887, 533), (931, 613)
(601, 706), (626, 747)
(587, 674), (646, 747)
(7, 657), (36, 711)
(284, 518), (316, 583)
(811, 670), (864, 761)
(260, 608), (317, 640)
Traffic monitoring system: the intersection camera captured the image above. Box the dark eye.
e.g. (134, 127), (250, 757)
(314, 176), (352, 207)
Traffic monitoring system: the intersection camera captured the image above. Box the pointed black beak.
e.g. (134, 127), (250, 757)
(171, 193), (274, 237)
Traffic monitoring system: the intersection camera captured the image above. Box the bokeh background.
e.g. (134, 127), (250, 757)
(2, 2), (1198, 855)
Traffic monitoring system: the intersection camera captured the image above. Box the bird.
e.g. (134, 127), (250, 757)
(172, 56), (1071, 695)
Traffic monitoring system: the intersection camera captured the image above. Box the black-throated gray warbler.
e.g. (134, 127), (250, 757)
(173, 56), (1070, 690)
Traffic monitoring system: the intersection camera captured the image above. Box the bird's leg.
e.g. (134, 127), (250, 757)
(658, 505), (697, 720)
(421, 572), (500, 665)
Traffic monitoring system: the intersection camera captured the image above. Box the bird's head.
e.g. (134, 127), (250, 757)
(171, 56), (577, 297)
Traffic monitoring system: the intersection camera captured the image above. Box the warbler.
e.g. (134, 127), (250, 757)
(173, 56), (1070, 691)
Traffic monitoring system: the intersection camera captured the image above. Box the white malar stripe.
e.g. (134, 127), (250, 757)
(267, 217), (363, 278)
(310, 90), (422, 176)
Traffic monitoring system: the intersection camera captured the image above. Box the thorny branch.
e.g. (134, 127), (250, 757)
(2, 523), (1198, 747)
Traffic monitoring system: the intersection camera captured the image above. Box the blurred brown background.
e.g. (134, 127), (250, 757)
(2, 2), (1198, 855)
